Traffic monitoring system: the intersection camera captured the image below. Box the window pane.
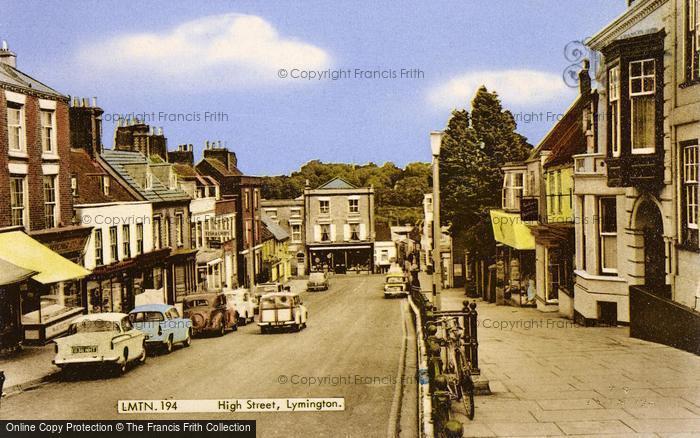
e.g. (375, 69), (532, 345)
(600, 198), (617, 233)
(631, 95), (655, 151)
(602, 235), (617, 270)
(631, 61), (642, 77)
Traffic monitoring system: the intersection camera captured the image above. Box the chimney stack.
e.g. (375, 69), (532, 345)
(0, 40), (17, 68)
(70, 95), (105, 158)
(579, 59), (591, 96)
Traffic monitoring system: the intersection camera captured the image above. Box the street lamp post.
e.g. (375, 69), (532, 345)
(430, 131), (444, 311)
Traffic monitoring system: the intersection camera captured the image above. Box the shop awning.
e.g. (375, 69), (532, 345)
(0, 231), (90, 284)
(490, 210), (535, 250)
(0, 258), (36, 286)
(196, 249), (223, 265)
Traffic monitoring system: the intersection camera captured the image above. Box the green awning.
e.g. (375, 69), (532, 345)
(0, 231), (90, 284)
(490, 210), (535, 250)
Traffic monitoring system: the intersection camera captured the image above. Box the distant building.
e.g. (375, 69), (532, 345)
(374, 223), (395, 273)
(260, 215), (291, 283)
(304, 178), (375, 274)
(261, 198), (305, 276)
(196, 142), (264, 287)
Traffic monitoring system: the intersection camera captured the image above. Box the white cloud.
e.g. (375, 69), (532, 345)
(428, 69), (572, 110)
(76, 14), (330, 89)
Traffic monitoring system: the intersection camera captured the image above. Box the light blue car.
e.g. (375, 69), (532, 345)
(128, 304), (192, 353)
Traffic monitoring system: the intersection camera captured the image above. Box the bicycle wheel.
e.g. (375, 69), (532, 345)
(455, 349), (475, 420)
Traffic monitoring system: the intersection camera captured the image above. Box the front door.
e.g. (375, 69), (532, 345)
(639, 201), (668, 298)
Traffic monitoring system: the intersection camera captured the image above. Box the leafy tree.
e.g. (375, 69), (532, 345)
(439, 86), (531, 257)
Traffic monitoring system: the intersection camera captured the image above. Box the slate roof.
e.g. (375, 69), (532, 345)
(101, 149), (191, 203)
(172, 163), (199, 178)
(0, 63), (65, 98)
(202, 158), (243, 177)
(261, 216), (290, 241)
(317, 177), (357, 189)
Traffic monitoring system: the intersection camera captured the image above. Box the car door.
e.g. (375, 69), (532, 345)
(166, 308), (182, 342)
(121, 317), (143, 359)
(219, 295), (233, 327)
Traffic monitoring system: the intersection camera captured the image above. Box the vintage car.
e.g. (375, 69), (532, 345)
(53, 313), (147, 375)
(223, 288), (255, 325)
(258, 292), (308, 334)
(128, 304), (192, 353)
(182, 293), (237, 336)
(307, 271), (330, 291)
(383, 272), (408, 298)
(252, 282), (288, 313)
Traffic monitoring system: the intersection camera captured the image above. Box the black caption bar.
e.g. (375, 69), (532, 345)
(2, 421), (256, 438)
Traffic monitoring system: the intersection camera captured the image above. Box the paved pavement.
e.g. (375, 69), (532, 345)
(430, 281), (700, 437)
(0, 275), (417, 438)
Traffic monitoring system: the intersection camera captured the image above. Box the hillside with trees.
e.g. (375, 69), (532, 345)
(261, 161), (431, 225)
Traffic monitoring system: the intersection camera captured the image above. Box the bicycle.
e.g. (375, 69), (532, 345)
(433, 316), (475, 421)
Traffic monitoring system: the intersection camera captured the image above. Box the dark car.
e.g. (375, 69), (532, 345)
(182, 293), (237, 337)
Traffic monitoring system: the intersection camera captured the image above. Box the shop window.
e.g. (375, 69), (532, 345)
(599, 197), (618, 274)
(682, 141), (699, 247)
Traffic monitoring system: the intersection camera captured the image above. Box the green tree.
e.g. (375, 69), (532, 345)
(439, 87), (531, 257)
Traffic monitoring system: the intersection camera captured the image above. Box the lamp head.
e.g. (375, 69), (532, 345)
(430, 131), (444, 157)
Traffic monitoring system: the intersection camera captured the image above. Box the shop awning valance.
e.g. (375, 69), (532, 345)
(0, 258), (36, 286)
(490, 210), (535, 250)
(0, 231), (90, 284)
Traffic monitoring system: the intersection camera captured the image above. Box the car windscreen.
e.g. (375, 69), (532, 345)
(69, 320), (119, 334)
(183, 299), (210, 309)
(309, 274), (324, 282)
(129, 311), (165, 323)
(386, 276), (404, 284)
(260, 295), (292, 310)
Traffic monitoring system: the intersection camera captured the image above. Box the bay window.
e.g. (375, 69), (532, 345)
(687, 0), (700, 82)
(599, 197), (618, 274)
(629, 59), (656, 154)
(609, 66), (621, 157)
(682, 141), (699, 247)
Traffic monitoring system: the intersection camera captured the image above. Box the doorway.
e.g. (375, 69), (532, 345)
(635, 200), (668, 298)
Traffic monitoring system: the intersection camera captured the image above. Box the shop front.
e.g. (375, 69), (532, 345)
(308, 244), (374, 274)
(530, 224), (575, 314)
(196, 248), (224, 292)
(490, 210), (536, 307)
(167, 249), (198, 305)
(0, 259), (36, 354)
(0, 231), (91, 345)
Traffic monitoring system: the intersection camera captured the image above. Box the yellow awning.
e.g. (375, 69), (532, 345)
(0, 231), (90, 284)
(490, 210), (535, 250)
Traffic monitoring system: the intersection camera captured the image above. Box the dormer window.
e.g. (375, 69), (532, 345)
(100, 176), (110, 196)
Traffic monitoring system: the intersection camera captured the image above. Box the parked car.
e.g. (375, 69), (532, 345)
(129, 304), (192, 353)
(307, 272), (329, 291)
(53, 313), (146, 375)
(182, 293), (237, 336)
(223, 288), (255, 325)
(384, 272), (408, 298)
(253, 282), (287, 313)
(258, 292), (308, 334)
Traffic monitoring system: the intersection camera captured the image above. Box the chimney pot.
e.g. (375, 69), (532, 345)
(92, 97), (97, 107)
(82, 97), (89, 107)
(1, 40), (7, 50)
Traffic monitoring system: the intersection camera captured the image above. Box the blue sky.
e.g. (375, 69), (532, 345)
(0, 1), (625, 175)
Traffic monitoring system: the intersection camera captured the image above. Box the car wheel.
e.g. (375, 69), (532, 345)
(165, 335), (173, 354)
(261, 326), (268, 334)
(183, 329), (192, 347)
(139, 344), (147, 364)
(218, 322), (226, 337)
(117, 349), (128, 375)
(232, 314), (239, 331)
